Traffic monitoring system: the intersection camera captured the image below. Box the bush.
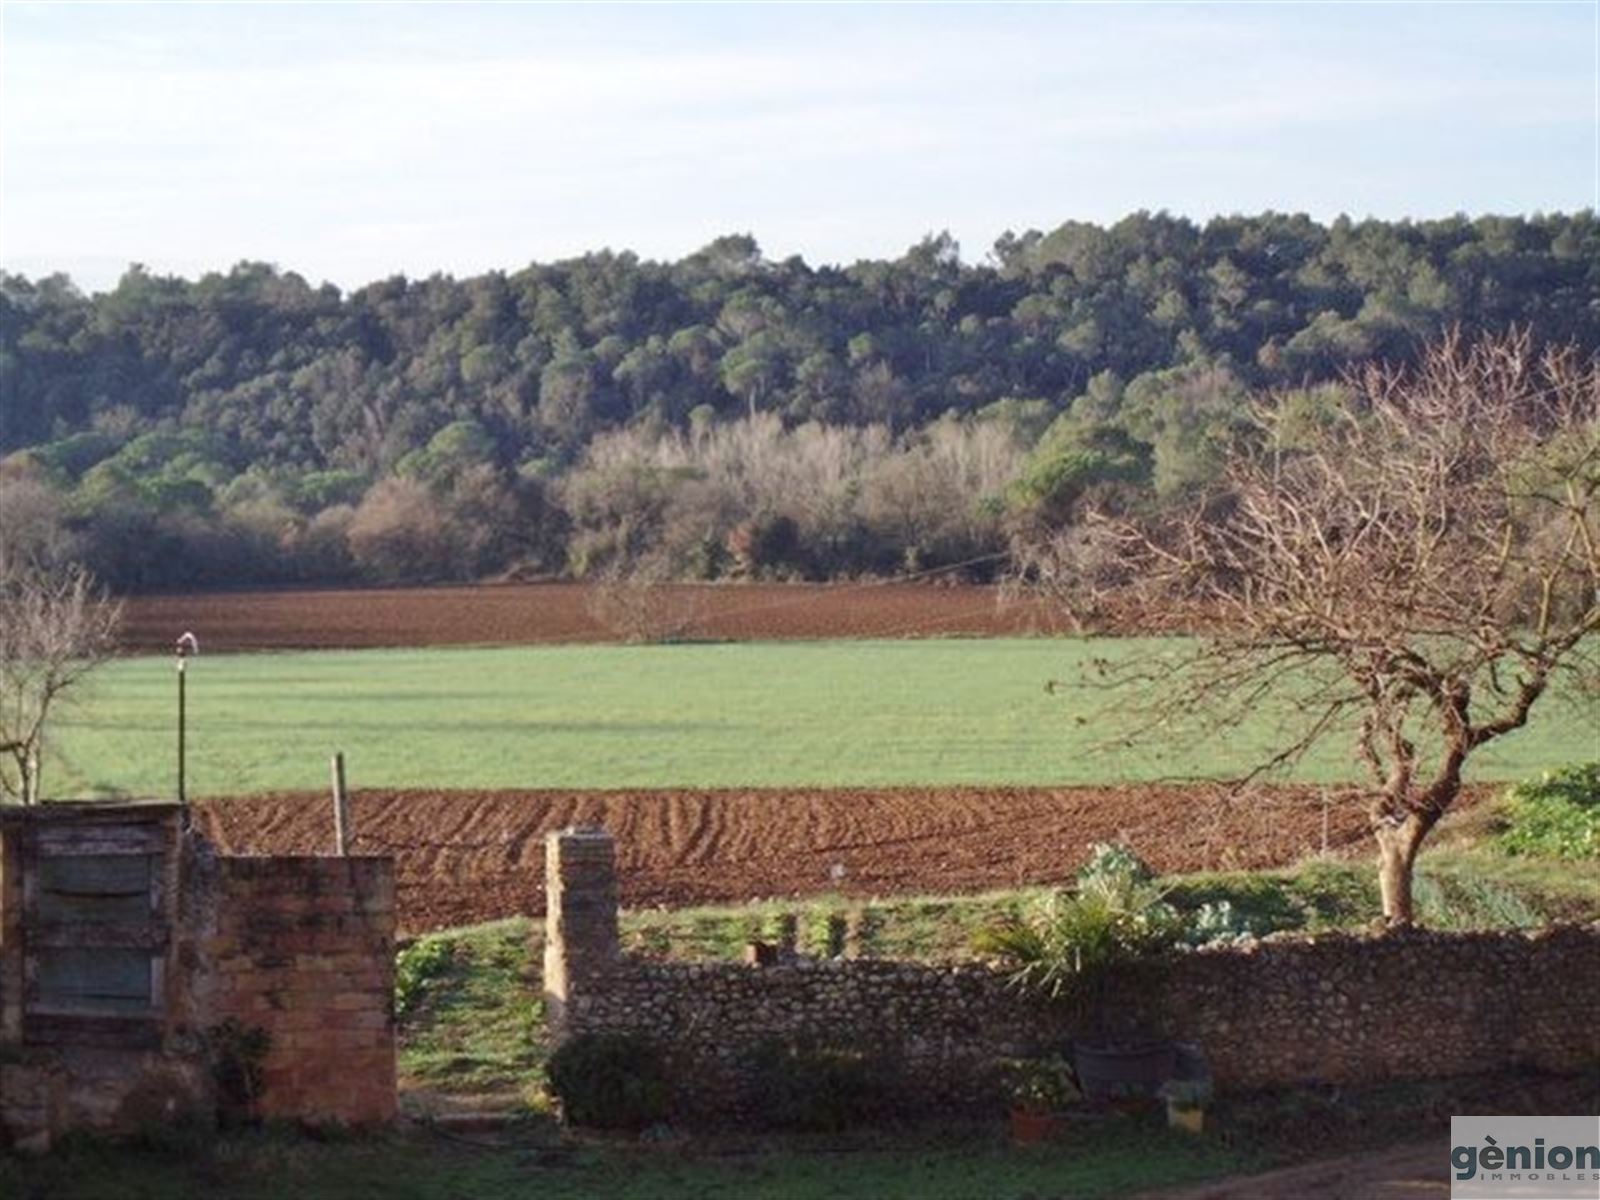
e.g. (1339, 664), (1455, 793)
(1412, 875), (1542, 930)
(1001, 1054), (1080, 1112)
(1185, 898), (1263, 946)
(394, 935), (453, 1018)
(585, 559), (705, 643)
(545, 1034), (672, 1130)
(742, 1042), (898, 1131)
(1078, 841), (1156, 886)
(1498, 763), (1599, 860)
(973, 866), (1181, 1011)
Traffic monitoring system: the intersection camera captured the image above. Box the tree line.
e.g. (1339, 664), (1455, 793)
(1, 211), (1595, 590)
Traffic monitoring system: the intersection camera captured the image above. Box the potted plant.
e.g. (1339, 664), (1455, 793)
(975, 844), (1183, 1103)
(1001, 1056), (1078, 1145)
(1158, 1077), (1212, 1133)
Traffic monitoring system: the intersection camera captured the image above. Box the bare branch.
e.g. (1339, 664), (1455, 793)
(0, 562), (122, 803)
(1018, 331), (1600, 924)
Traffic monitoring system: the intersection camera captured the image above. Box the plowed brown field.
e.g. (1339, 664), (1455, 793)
(193, 783), (1426, 933)
(119, 582), (1078, 652)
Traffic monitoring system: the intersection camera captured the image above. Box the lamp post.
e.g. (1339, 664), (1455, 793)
(175, 632), (198, 803)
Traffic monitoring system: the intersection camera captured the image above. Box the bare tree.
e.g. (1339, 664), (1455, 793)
(0, 563), (122, 803)
(0, 469), (80, 576)
(1046, 332), (1599, 924)
(586, 557), (706, 644)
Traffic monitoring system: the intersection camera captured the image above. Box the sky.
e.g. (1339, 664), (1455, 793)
(1, 1), (1595, 293)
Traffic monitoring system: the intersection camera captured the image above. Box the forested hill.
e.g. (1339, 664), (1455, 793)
(2, 212), (1597, 592)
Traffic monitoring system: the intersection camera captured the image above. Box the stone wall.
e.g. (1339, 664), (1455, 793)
(0, 809), (25, 1048)
(545, 828), (1600, 1120)
(205, 856), (397, 1126)
(1109, 923), (1599, 1089)
(571, 956), (1055, 1114)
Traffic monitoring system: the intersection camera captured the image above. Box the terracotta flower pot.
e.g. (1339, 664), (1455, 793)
(1009, 1107), (1061, 1145)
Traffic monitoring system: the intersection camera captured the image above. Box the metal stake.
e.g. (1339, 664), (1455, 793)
(175, 632), (198, 803)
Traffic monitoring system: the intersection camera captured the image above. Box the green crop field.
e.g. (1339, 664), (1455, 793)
(43, 638), (1596, 800)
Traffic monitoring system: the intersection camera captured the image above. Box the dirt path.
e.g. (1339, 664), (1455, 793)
(1135, 1140), (1447, 1198)
(195, 782), (1384, 932)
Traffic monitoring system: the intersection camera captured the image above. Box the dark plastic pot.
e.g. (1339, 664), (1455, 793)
(1070, 1038), (1176, 1101)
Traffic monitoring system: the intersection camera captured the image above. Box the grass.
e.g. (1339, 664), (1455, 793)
(612, 850), (1594, 968)
(397, 923), (545, 1103)
(0, 1117), (1256, 1200)
(1414, 847), (1600, 924)
(7, 1069), (1594, 1200)
(44, 638), (1596, 798)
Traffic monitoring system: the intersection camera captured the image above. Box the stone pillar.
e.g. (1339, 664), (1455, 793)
(0, 822), (23, 1045)
(543, 826), (619, 1036)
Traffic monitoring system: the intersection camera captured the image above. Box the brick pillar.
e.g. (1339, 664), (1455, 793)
(543, 826), (618, 1036)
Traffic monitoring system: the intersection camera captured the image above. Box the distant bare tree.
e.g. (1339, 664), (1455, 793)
(0, 563), (123, 803)
(586, 557), (706, 644)
(346, 477), (464, 581)
(0, 467), (79, 575)
(1043, 331), (1599, 924)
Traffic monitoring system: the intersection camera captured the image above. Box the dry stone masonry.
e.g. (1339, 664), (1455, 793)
(544, 825), (619, 1035)
(544, 827), (1600, 1120)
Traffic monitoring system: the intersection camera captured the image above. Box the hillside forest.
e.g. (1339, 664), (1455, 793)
(2, 211), (1596, 592)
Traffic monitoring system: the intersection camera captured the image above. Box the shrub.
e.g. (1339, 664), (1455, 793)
(1497, 763), (1600, 860)
(973, 866), (1181, 1019)
(1185, 898), (1263, 946)
(585, 559), (705, 643)
(395, 935), (453, 1018)
(742, 1042), (898, 1131)
(1412, 875), (1542, 930)
(545, 1033), (672, 1130)
(1078, 841), (1156, 886)
(1001, 1055), (1080, 1113)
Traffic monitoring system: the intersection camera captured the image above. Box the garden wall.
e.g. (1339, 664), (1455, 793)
(544, 827), (1600, 1118)
(205, 856), (398, 1126)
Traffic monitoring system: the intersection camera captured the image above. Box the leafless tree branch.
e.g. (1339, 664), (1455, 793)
(0, 562), (122, 803)
(1024, 330), (1600, 924)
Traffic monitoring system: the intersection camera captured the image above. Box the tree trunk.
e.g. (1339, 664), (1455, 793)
(1375, 816), (1429, 926)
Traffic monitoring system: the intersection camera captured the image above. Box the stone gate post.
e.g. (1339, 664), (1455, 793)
(543, 826), (619, 1035)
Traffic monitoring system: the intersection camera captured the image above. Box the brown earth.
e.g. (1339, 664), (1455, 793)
(118, 582), (1082, 652)
(194, 783), (1407, 934)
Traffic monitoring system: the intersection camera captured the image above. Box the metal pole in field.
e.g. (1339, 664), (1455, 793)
(332, 751), (350, 856)
(175, 632), (198, 804)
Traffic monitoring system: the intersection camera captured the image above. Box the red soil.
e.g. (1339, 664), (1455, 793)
(117, 582), (1079, 653)
(195, 783), (1391, 934)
